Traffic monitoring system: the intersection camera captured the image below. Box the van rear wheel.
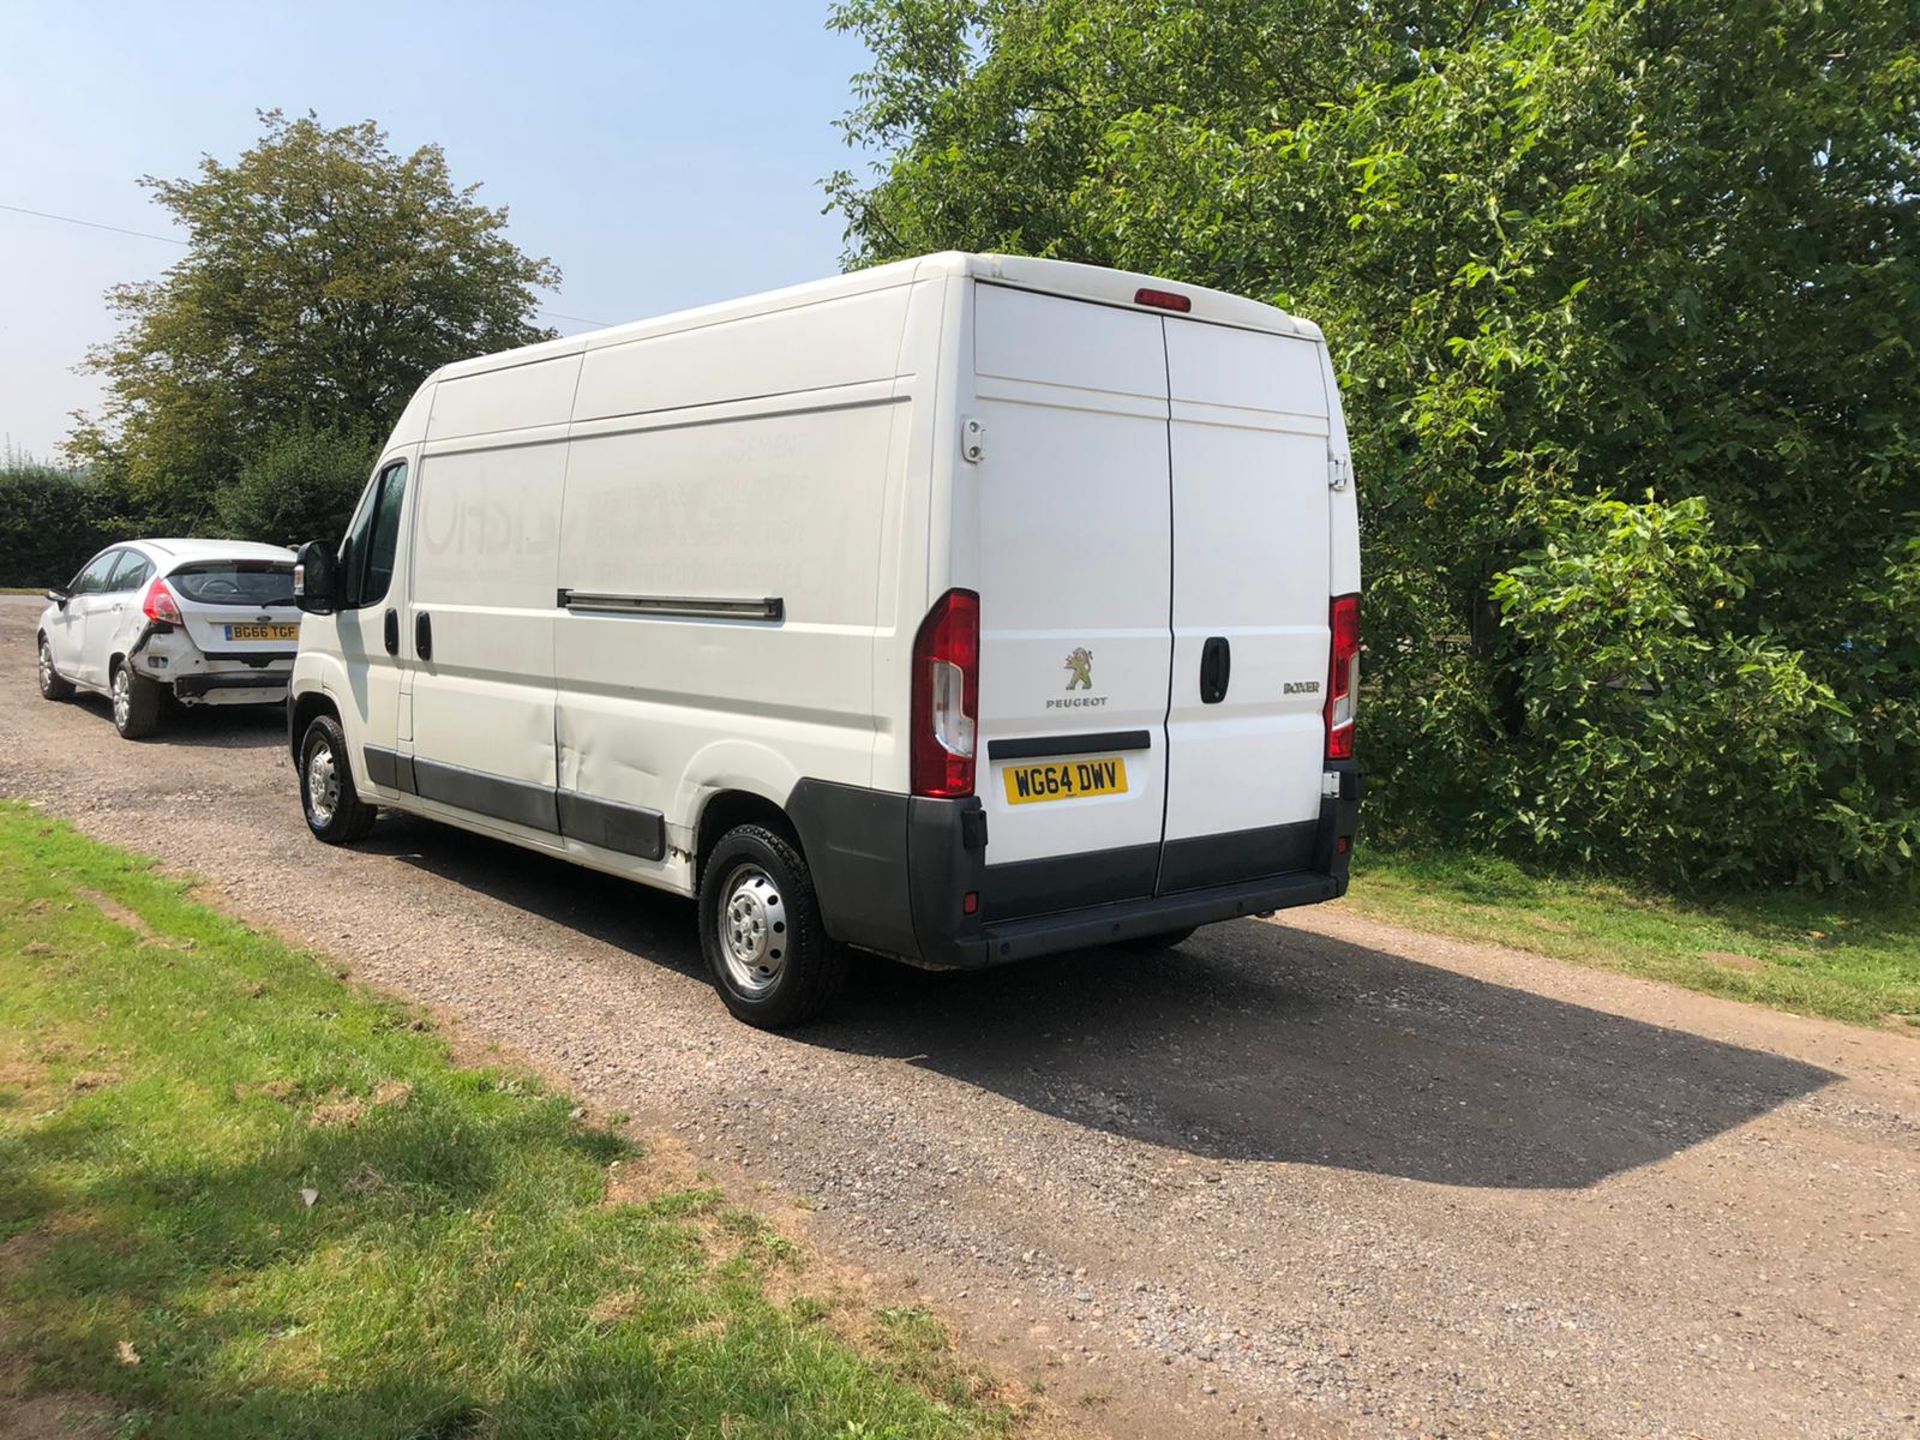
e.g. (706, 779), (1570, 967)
(699, 824), (846, 1028)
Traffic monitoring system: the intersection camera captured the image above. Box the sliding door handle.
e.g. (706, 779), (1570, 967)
(414, 611), (433, 661)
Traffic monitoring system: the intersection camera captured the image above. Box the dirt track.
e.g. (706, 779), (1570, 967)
(3, 595), (1916, 1439)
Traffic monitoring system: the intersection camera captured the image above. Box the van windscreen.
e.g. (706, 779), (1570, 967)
(169, 561), (296, 607)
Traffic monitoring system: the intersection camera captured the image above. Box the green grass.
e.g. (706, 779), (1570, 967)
(0, 802), (1019, 1439)
(1347, 846), (1920, 1028)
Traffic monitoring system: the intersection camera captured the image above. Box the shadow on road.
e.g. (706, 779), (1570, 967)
(356, 813), (1836, 1190)
(61, 693), (288, 750)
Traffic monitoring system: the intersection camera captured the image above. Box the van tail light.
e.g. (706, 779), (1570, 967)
(142, 577), (183, 627)
(1325, 592), (1360, 760)
(911, 588), (980, 798)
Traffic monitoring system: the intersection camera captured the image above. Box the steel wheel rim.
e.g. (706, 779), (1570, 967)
(719, 864), (787, 996)
(112, 669), (131, 727)
(38, 643), (54, 693)
(307, 742), (340, 828)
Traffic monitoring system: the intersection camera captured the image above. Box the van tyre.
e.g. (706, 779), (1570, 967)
(110, 662), (162, 740)
(37, 638), (74, 701)
(700, 824), (847, 1028)
(300, 715), (377, 844)
(1114, 926), (1198, 953)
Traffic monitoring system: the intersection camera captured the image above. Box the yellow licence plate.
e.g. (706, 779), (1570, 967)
(1002, 756), (1129, 806)
(225, 623), (299, 642)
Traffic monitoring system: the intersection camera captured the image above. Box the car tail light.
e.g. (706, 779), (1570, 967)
(1325, 592), (1360, 760)
(143, 577), (183, 627)
(911, 588), (980, 798)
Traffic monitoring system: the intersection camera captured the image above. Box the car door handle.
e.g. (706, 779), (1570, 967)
(414, 611), (433, 661)
(383, 609), (399, 656)
(1199, 635), (1231, 705)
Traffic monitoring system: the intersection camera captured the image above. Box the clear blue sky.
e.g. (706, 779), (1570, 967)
(0, 0), (877, 458)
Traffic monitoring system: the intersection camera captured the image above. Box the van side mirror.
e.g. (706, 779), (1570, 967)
(45, 587), (69, 609)
(293, 540), (338, 615)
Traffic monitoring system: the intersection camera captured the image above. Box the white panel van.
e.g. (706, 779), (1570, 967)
(288, 253), (1363, 1027)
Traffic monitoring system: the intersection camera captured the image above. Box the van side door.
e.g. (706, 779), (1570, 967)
(332, 456), (413, 785)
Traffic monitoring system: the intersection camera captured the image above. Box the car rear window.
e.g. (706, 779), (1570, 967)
(169, 561), (296, 607)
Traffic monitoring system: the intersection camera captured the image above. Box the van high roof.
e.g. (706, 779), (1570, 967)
(428, 252), (1321, 388)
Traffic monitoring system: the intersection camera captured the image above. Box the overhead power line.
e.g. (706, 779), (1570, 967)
(0, 200), (609, 328)
(538, 308), (609, 327)
(0, 200), (188, 246)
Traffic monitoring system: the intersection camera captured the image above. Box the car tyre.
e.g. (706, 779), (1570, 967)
(110, 661), (162, 740)
(1113, 926), (1199, 953)
(699, 823), (847, 1028)
(37, 637), (74, 701)
(299, 714), (377, 844)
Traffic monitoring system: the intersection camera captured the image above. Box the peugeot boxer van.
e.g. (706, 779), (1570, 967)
(288, 253), (1362, 1027)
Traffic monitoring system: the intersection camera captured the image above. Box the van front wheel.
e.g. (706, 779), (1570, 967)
(699, 824), (846, 1028)
(300, 715), (377, 844)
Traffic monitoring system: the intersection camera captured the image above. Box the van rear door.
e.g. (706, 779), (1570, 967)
(1158, 319), (1331, 891)
(971, 285), (1173, 918)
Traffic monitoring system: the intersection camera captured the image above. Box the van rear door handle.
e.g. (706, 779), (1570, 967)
(414, 611), (433, 661)
(383, 609), (399, 656)
(1199, 635), (1231, 704)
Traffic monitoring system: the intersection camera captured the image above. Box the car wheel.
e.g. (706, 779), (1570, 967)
(1113, 926), (1199, 953)
(299, 715), (377, 843)
(110, 662), (162, 739)
(37, 638), (74, 701)
(699, 824), (847, 1028)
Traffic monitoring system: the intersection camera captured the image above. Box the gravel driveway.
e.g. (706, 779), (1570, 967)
(3, 595), (1916, 1439)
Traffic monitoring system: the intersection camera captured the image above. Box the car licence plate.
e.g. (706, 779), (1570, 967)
(224, 623), (299, 642)
(1002, 756), (1129, 806)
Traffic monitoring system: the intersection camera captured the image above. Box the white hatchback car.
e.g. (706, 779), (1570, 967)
(37, 539), (301, 739)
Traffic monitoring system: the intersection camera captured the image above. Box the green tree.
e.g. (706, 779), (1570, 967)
(210, 422), (380, 548)
(828, 0), (1920, 884)
(70, 110), (559, 530)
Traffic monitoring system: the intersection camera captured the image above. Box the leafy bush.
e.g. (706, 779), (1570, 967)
(1486, 496), (1853, 883)
(0, 464), (108, 588)
(212, 424), (377, 548)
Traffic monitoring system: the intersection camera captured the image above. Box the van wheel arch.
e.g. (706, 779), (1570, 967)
(694, 790), (801, 887)
(289, 692), (341, 766)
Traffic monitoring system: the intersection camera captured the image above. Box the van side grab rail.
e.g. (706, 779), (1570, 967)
(557, 590), (785, 623)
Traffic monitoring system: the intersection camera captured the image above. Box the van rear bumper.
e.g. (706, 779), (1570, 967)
(964, 868), (1341, 967)
(788, 762), (1363, 972)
